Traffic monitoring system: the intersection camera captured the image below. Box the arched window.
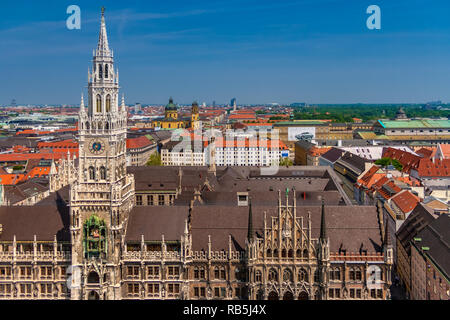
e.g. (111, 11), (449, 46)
(303, 249), (308, 258)
(266, 249), (272, 257)
(100, 166), (106, 180)
(298, 268), (308, 282)
(296, 249), (301, 258)
(273, 249), (278, 257)
(281, 249), (287, 258)
(334, 268), (341, 280)
(105, 122), (109, 130)
(105, 64), (108, 78)
(89, 166), (95, 180)
(106, 95), (111, 112)
(214, 267), (220, 279)
(288, 249), (293, 258)
(99, 64), (103, 79)
(268, 268), (278, 282)
(356, 268), (362, 281)
(255, 270), (262, 282)
(86, 122), (90, 130)
(96, 95), (102, 113)
(283, 269), (293, 282)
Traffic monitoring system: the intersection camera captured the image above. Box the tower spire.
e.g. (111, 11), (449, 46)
(80, 93), (85, 112)
(96, 7), (111, 57)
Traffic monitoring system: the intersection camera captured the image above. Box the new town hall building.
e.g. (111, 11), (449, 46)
(0, 10), (393, 300)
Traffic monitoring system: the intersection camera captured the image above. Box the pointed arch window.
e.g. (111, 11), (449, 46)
(96, 95), (102, 113)
(106, 95), (111, 112)
(100, 166), (106, 180)
(89, 166), (95, 180)
(298, 268), (308, 282)
(268, 268), (278, 282)
(105, 64), (109, 79)
(283, 269), (293, 282)
(255, 270), (262, 282)
(288, 249), (293, 258)
(99, 64), (103, 79)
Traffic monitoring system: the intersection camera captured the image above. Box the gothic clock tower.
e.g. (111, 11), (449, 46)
(69, 8), (135, 300)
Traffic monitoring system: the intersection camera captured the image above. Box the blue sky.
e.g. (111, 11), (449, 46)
(1, 0), (450, 105)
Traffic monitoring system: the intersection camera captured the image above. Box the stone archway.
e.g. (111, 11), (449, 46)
(256, 289), (264, 300)
(298, 291), (309, 300)
(88, 290), (100, 300)
(283, 291), (294, 300)
(268, 291), (279, 300)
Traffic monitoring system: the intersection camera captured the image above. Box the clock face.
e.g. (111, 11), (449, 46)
(89, 140), (104, 154)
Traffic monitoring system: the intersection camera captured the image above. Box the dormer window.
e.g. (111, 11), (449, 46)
(237, 192), (248, 206)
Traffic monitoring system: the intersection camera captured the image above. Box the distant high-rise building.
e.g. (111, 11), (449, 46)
(134, 103), (142, 113)
(212, 100), (216, 108)
(11, 99), (16, 107)
(231, 98), (237, 111)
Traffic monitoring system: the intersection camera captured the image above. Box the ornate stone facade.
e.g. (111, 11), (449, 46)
(0, 9), (392, 300)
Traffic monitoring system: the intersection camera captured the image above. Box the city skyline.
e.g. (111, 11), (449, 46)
(2, 0), (450, 105)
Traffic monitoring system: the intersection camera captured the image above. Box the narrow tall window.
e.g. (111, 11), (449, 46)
(100, 166), (106, 180)
(106, 95), (111, 112)
(96, 95), (102, 113)
(99, 64), (103, 79)
(89, 166), (95, 180)
(105, 64), (108, 78)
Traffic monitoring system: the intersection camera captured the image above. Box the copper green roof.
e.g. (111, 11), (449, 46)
(378, 119), (450, 129)
(165, 97), (177, 111)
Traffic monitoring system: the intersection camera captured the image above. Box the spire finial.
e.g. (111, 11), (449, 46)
(96, 6), (110, 57)
(247, 197), (254, 241)
(320, 198), (327, 240)
(80, 93), (85, 109)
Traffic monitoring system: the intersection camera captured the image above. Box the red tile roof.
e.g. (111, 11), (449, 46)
(0, 152), (72, 163)
(229, 114), (257, 120)
(213, 138), (288, 150)
(391, 190), (420, 214)
(37, 139), (78, 150)
(438, 144), (450, 159)
(23, 166), (51, 180)
(126, 136), (154, 150)
(415, 147), (434, 158)
(416, 158), (450, 177)
(382, 147), (422, 173)
(0, 174), (25, 185)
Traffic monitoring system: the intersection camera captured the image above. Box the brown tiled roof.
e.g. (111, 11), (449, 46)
(0, 203), (70, 241)
(320, 147), (344, 163)
(396, 203), (437, 252)
(414, 214), (450, 277)
(125, 206), (188, 242)
(190, 205), (382, 253)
